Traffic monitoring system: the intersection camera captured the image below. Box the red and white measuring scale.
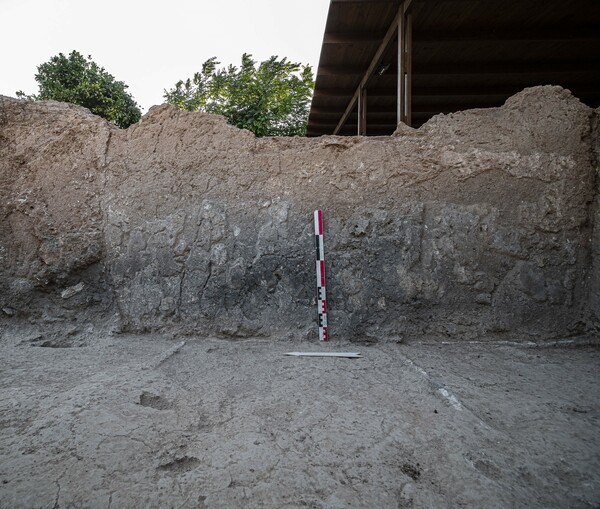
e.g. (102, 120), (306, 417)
(314, 209), (329, 341)
(284, 211), (362, 357)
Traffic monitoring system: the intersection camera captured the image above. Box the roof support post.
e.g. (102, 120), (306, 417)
(333, 1), (409, 135)
(397, 6), (412, 126)
(358, 86), (367, 135)
(406, 12), (413, 125)
(397, 11), (405, 124)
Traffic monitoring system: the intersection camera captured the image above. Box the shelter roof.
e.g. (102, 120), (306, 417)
(307, 0), (600, 136)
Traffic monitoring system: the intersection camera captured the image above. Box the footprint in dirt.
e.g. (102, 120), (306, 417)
(138, 391), (172, 410)
(157, 456), (200, 474)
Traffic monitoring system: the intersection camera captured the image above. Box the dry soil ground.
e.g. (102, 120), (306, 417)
(0, 328), (599, 508)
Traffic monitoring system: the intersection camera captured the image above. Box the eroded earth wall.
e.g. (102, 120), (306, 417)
(0, 86), (597, 341)
(591, 107), (600, 331)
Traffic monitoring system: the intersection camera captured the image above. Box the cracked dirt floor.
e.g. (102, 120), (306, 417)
(0, 329), (599, 508)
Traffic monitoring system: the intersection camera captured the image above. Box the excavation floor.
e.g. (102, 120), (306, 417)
(0, 330), (599, 508)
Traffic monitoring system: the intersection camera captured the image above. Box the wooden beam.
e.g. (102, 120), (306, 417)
(411, 84), (600, 96)
(312, 106), (414, 119)
(317, 87), (401, 98)
(333, 2), (405, 135)
(314, 81), (599, 106)
(324, 32), (384, 44)
(414, 26), (599, 43)
(309, 113), (346, 120)
(311, 81), (598, 100)
(313, 105), (405, 116)
(313, 88), (357, 97)
(412, 60), (600, 75)
(318, 65), (365, 76)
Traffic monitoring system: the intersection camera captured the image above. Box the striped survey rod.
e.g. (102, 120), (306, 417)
(314, 209), (329, 341)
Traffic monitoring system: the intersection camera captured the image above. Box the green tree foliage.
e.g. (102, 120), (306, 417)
(164, 54), (314, 137)
(17, 51), (141, 128)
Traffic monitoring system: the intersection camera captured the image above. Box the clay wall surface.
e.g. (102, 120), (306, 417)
(0, 86), (597, 340)
(591, 107), (600, 330)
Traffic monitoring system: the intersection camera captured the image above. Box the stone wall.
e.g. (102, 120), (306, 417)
(0, 86), (597, 341)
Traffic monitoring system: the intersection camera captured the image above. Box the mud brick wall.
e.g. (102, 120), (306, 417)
(0, 86), (597, 340)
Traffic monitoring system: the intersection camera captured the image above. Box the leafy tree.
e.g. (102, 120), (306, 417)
(164, 54), (314, 137)
(17, 51), (141, 128)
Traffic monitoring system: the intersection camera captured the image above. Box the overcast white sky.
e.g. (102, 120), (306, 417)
(0, 0), (329, 112)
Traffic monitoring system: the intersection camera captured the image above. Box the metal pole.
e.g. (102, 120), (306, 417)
(397, 12), (406, 125)
(358, 86), (367, 135)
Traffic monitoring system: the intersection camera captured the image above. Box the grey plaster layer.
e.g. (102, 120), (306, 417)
(0, 86), (597, 341)
(0, 329), (598, 508)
